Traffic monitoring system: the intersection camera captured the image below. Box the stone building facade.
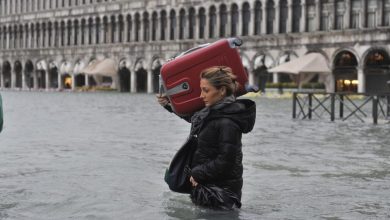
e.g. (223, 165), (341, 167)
(0, 0), (389, 93)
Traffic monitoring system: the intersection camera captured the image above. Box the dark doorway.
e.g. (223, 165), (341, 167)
(364, 50), (390, 93)
(136, 68), (147, 92)
(119, 67), (131, 92)
(14, 61), (23, 88)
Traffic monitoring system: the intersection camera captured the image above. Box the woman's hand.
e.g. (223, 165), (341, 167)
(156, 94), (170, 107)
(189, 176), (198, 187)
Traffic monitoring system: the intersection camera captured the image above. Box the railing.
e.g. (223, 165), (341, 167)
(292, 92), (390, 124)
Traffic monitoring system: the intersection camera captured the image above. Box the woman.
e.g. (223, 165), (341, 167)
(158, 66), (256, 209)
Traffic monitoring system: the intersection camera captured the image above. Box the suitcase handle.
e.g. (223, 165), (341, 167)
(228, 38), (243, 48)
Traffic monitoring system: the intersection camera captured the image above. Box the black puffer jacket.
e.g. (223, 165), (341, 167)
(189, 99), (256, 199)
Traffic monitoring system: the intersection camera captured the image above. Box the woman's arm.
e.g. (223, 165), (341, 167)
(156, 94), (192, 122)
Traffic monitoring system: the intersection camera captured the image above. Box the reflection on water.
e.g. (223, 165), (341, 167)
(0, 91), (389, 220)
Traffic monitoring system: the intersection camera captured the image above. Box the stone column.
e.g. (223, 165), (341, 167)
(226, 8), (231, 36)
(248, 3), (254, 36)
(147, 68), (153, 93)
(300, 2), (307, 32)
(71, 74), (76, 91)
(0, 71), (4, 88)
(156, 14), (161, 41)
(22, 64), (27, 90)
(357, 67), (365, 93)
(237, 6), (242, 36)
(70, 23), (74, 46)
(11, 63), (16, 89)
(107, 19), (113, 43)
(45, 25), (50, 48)
(92, 20), (97, 44)
(45, 67), (50, 90)
(100, 21), (105, 44)
(64, 23), (69, 46)
(167, 11), (172, 40)
(58, 73), (62, 90)
(273, 73), (279, 83)
(6, 29), (10, 49)
(215, 8), (220, 37)
(130, 68), (136, 93)
(85, 74), (90, 87)
(175, 14), (180, 40)
(33, 70), (38, 90)
(85, 22), (89, 45)
(204, 10), (209, 39)
(124, 16), (129, 42)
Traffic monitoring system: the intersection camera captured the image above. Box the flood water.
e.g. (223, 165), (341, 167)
(0, 91), (389, 220)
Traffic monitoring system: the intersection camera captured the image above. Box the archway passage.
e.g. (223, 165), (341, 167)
(37, 70), (46, 89)
(25, 61), (34, 89)
(75, 74), (85, 87)
(14, 61), (23, 88)
(334, 51), (358, 92)
(119, 67), (130, 92)
(49, 67), (59, 88)
(136, 68), (147, 93)
(364, 50), (390, 93)
(253, 66), (270, 93)
(2, 61), (12, 88)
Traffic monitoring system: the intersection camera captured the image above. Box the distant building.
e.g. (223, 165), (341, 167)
(0, 0), (389, 93)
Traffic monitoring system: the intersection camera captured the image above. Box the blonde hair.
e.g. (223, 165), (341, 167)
(200, 66), (238, 96)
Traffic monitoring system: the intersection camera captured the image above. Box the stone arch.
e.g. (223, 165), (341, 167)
(209, 5), (217, 38)
(362, 48), (390, 93)
(118, 58), (131, 92)
(333, 49), (359, 92)
(134, 59), (147, 93)
(152, 11), (158, 41)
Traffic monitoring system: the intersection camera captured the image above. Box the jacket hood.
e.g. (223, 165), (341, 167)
(209, 99), (256, 133)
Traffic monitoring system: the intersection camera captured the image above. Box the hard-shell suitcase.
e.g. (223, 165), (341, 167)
(160, 38), (249, 116)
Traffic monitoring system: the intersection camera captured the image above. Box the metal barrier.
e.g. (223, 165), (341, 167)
(292, 92), (390, 124)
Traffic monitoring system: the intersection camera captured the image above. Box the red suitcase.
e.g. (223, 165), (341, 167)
(160, 38), (248, 116)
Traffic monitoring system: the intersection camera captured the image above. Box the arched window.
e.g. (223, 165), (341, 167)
(95, 17), (100, 44)
(111, 15), (116, 43)
(179, 9), (186, 39)
(209, 6), (216, 38)
(74, 20), (79, 45)
(320, 0), (330, 31)
(160, 10), (167, 41)
(169, 10), (176, 40)
(87, 18), (92, 44)
(279, 0), (288, 33)
(254, 0), (262, 35)
(335, 0), (345, 29)
(292, 0), (301, 32)
(135, 13), (140, 41)
(242, 2), (250, 36)
(48, 22), (52, 47)
(266, 0), (275, 34)
(188, 7), (196, 39)
(220, 4), (228, 37)
(230, 4), (238, 36)
(152, 12), (158, 41)
(80, 19), (86, 45)
(199, 8), (206, 39)
(143, 12), (149, 42)
(102, 16), (108, 43)
(350, 0), (361, 28)
(126, 15), (132, 42)
(118, 15), (124, 42)
(306, 0), (315, 31)
(333, 51), (358, 92)
(66, 20), (71, 45)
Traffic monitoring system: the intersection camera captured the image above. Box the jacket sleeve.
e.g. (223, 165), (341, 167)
(191, 119), (241, 183)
